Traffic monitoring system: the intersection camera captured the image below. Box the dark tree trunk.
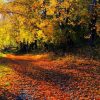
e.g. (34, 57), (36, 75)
(89, 1), (97, 46)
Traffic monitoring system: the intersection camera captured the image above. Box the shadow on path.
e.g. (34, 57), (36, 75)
(0, 57), (72, 91)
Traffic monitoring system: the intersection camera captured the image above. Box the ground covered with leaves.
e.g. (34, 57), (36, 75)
(0, 52), (100, 100)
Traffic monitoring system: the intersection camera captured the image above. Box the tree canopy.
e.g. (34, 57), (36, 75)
(0, 0), (99, 51)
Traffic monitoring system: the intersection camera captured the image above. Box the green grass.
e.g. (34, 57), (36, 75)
(4, 82), (11, 87)
(0, 65), (12, 78)
(0, 53), (6, 58)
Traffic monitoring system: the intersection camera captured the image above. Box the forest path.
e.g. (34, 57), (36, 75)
(0, 53), (100, 100)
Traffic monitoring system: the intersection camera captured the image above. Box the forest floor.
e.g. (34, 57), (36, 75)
(0, 49), (100, 100)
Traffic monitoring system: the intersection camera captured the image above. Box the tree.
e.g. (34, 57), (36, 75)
(88, 0), (98, 46)
(0, 0), (93, 51)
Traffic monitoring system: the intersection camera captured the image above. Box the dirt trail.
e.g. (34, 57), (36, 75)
(0, 54), (100, 100)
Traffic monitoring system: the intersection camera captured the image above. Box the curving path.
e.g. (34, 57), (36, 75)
(0, 54), (100, 100)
